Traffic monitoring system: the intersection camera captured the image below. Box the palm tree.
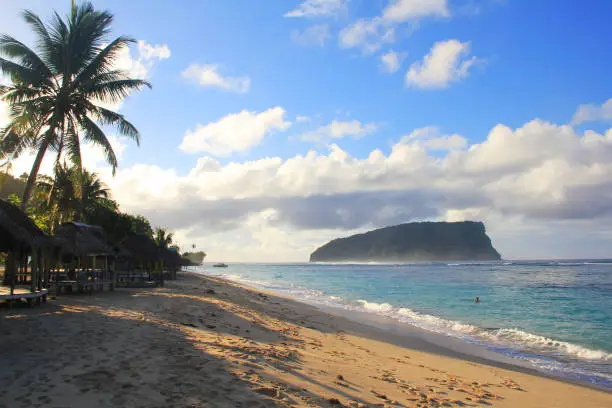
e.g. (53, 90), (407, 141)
(0, 2), (150, 210)
(37, 163), (110, 229)
(78, 167), (110, 216)
(154, 227), (174, 250)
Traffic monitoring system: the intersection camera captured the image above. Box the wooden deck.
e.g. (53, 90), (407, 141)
(0, 285), (48, 306)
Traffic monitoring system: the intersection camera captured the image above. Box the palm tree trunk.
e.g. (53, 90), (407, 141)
(21, 140), (49, 210)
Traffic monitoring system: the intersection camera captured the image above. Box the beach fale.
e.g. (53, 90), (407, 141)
(0, 200), (50, 306)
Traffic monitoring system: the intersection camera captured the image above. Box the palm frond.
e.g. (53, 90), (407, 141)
(0, 57), (53, 87)
(77, 113), (118, 172)
(75, 36), (134, 85)
(87, 104), (141, 144)
(67, 3), (114, 75)
(0, 34), (54, 80)
(22, 10), (58, 72)
(83, 78), (151, 104)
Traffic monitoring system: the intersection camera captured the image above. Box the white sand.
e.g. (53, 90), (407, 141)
(0, 272), (610, 407)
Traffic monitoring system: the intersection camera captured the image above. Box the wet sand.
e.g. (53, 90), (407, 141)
(0, 272), (610, 407)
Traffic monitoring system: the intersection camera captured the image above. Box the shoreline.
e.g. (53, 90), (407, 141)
(1, 271), (610, 407)
(196, 270), (611, 393)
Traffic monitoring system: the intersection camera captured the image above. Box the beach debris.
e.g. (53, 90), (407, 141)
(180, 322), (197, 328)
(337, 374), (345, 381)
(329, 397), (342, 405)
(205, 289), (216, 295)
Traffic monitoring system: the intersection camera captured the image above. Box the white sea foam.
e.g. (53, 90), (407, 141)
(480, 328), (612, 361)
(192, 266), (611, 385)
(349, 300), (611, 363)
(357, 300), (394, 313)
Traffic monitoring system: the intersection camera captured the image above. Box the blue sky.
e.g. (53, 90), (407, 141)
(2, 0), (612, 261)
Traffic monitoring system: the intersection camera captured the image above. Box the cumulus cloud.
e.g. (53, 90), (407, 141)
(572, 98), (612, 125)
(301, 120), (378, 142)
(406, 39), (482, 89)
(8, 136), (129, 178)
(401, 126), (467, 150)
(291, 24), (331, 47)
(339, 0), (449, 53)
(179, 107), (291, 156)
(379, 50), (406, 73)
(137, 40), (171, 60)
(114, 40), (170, 80)
(181, 64), (251, 93)
(382, 0), (450, 22)
(102, 110), (612, 260)
(284, 0), (348, 18)
(339, 18), (395, 54)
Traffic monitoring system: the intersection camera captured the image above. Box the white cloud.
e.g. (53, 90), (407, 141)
(339, 0), (449, 53)
(301, 120), (378, 142)
(339, 18), (395, 54)
(401, 126), (467, 150)
(572, 99), (612, 125)
(113, 40), (170, 80)
(284, 0), (348, 18)
(406, 39), (481, 89)
(101, 106), (612, 261)
(136, 40), (171, 60)
(291, 24), (331, 47)
(382, 0), (450, 22)
(296, 115), (312, 123)
(181, 64), (251, 93)
(179, 107), (291, 156)
(8, 136), (129, 178)
(380, 50), (405, 73)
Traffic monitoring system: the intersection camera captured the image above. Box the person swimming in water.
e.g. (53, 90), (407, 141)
(474, 296), (480, 303)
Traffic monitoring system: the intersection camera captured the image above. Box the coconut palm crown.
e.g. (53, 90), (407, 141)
(0, 2), (150, 209)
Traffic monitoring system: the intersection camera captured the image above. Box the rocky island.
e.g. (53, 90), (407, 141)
(310, 221), (501, 262)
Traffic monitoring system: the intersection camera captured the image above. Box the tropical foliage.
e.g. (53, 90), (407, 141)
(154, 227), (174, 249)
(0, 2), (150, 209)
(0, 2), (205, 265)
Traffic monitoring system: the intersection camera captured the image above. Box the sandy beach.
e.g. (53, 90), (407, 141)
(0, 272), (610, 408)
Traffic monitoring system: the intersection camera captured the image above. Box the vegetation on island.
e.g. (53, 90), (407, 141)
(310, 221), (501, 262)
(0, 2), (205, 264)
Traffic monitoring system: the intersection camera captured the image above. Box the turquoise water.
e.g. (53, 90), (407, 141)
(194, 261), (612, 388)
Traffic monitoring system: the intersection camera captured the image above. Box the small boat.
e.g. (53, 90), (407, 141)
(213, 263), (228, 268)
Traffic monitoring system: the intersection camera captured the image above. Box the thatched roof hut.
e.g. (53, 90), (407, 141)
(0, 199), (50, 298)
(54, 222), (112, 256)
(0, 199), (48, 251)
(119, 232), (159, 264)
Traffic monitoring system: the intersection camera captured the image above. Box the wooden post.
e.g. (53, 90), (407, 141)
(30, 248), (37, 293)
(6, 249), (16, 295)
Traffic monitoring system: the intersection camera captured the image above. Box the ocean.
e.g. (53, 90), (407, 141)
(192, 261), (612, 388)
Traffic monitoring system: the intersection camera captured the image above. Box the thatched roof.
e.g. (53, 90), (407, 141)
(54, 222), (113, 256)
(0, 199), (49, 251)
(119, 232), (159, 263)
